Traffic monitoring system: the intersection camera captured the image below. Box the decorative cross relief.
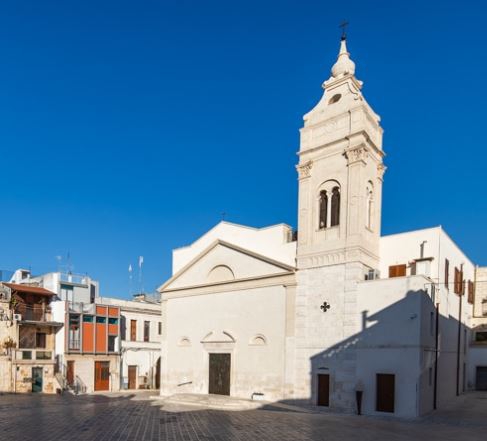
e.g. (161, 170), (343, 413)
(320, 301), (331, 313)
(296, 161), (313, 179)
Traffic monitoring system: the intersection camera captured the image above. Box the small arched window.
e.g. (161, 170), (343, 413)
(329, 94), (342, 104)
(319, 190), (328, 229)
(330, 186), (340, 227)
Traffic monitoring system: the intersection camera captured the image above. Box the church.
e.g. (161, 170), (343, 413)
(158, 35), (487, 418)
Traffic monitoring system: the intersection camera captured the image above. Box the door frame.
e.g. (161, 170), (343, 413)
(128, 365), (137, 390)
(32, 367), (43, 393)
(316, 373), (330, 407)
(66, 360), (75, 386)
(376, 373), (395, 413)
(208, 352), (232, 396)
(94, 361), (110, 391)
(476, 366), (487, 390)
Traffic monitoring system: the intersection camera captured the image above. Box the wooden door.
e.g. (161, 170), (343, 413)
(128, 366), (137, 390)
(130, 320), (137, 341)
(317, 374), (330, 406)
(32, 367), (43, 393)
(155, 357), (161, 389)
(94, 361), (110, 391)
(67, 361), (75, 386)
(376, 374), (395, 412)
(209, 353), (231, 395)
(476, 367), (487, 390)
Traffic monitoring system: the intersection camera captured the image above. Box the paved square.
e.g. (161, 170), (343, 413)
(0, 392), (485, 441)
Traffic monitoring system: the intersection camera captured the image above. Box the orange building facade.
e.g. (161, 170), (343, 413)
(64, 302), (121, 392)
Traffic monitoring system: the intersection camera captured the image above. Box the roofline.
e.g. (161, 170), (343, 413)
(381, 225), (475, 267)
(159, 238), (296, 292)
(380, 225), (442, 239)
(173, 220), (294, 252)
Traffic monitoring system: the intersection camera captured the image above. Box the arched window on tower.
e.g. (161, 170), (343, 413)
(330, 186), (340, 227)
(366, 182), (374, 230)
(319, 190), (328, 229)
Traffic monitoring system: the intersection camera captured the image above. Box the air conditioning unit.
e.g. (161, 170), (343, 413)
(13, 314), (22, 321)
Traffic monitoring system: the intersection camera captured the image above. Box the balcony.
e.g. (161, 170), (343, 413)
(16, 305), (51, 322)
(68, 302), (95, 314)
(15, 349), (54, 362)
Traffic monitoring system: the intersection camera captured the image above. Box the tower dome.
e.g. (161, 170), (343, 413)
(331, 38), (356, 78)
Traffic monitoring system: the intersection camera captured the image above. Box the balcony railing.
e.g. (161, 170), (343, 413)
(68, 302), (95, 314)
(16, 305), (51, 322)
(68, 339), (80, 351)
(15, 349), (54, 361)
(60, 273), (89, 285)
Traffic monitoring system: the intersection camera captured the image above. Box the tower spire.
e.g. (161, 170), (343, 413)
(330, 28), (355, 79)
(339, 20), (349, 41)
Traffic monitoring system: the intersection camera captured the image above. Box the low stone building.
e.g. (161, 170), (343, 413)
(0, 283), (63, 393)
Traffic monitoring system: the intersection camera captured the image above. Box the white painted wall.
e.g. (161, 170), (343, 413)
(163, 284), (288, 401)
(172, 222), (296, 273)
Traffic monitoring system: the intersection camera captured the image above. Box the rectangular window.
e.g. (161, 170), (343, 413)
(96, 316), (106, 324)
(108, 317), (119, 325)
(83, 315), (94, 323)
(158, 322), (162, 335)
(144, 321), (150, 342)
(108, 336), (116, 352)
(68, 315), (80, 350)
(388, 264), (406, 278)
(130, 320), (137, 341)
(454, 267), (464, 295)
(22, 350), (32, 360)
(444, 259), (450, 289)
(36, 332), (46, 349)
(475, 331), (487, 343)
(468, 280), (475, 304)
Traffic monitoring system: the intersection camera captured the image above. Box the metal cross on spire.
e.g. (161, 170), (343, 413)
(339, 20), (349, 41)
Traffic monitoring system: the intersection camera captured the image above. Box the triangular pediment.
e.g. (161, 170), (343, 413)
(201, 330), (236, 343)
(159, 240), (294, 291)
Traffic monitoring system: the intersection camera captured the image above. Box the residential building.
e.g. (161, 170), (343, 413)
(470, 266), (487, 390)
(0, 282), (63, 393)
(157, 36), (486, 418)
(9, 269), (121, 393)
(99, 294), (161, 390)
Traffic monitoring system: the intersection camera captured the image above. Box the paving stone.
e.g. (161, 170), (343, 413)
(0, 391), (485, 441)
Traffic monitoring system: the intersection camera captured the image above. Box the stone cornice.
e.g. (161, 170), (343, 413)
(162, 272), (296, 300)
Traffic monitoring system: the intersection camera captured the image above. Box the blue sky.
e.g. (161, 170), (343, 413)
(0, 0), (485, 297)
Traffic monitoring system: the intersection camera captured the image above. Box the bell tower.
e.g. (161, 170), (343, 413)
(296, 36), (385, 273)
(293, 35), (386, 411)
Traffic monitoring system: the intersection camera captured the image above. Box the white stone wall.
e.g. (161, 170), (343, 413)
(163, 284), (290, 402)
(172, 222), (296, 273)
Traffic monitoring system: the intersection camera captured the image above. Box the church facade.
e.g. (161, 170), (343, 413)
(158, 37), (486, 418)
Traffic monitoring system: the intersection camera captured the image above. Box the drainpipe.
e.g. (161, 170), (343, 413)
(433, 300), (439, 409)
(456, 266), (464, 396)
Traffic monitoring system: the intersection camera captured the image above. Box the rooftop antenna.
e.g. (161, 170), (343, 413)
(221, 211), (227, 221)
(128, 263), (133, 297)
(339, 19), (349, 40)
(138, 256), (144, 294)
